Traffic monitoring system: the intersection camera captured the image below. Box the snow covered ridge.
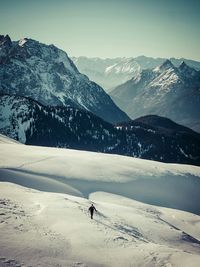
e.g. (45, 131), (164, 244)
(0, 135), (200, 215)
(1, 94), (200, 166)
(1, 136), (200, 266)
(72, 56), (200, 91)
(0, 34), (129, 124)
(134, 55), (200, 71)
(72, 56), (141, 91)
(111, 59), (200, 132)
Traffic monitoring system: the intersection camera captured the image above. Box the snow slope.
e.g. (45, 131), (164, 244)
(0, 133), (21, 144)
(1, 184), (200, 267)
(0, 135), (200, 266)
(0, 135), (200, 214)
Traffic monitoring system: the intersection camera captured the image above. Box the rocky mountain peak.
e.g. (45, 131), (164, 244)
(0, 34), (12, 47)
(179, 61), (187, 69)
(158, 59), (175, 71)
(111, 57), (200, 132)
(0, 35), (129, 124)
(179, 61), (197, 77)
(0, 35), (13, 64)
(153, 59), (177, 74)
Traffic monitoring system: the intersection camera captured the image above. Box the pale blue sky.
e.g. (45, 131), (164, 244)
(0, 0), (200, 60)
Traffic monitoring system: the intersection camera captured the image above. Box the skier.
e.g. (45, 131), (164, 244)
(88, 204), (97, 219)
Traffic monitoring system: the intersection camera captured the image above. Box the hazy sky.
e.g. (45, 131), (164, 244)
(0, 0), (200, 60)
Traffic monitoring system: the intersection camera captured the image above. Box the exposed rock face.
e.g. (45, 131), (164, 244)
(111, 60), (200, 132)
(0, 35), (129, 124)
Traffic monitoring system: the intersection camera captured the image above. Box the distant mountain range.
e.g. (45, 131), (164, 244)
(111, 60), (200, 132)
(72, 56), (200, 91)
(0, 35), (129, 124)
(1, 94), (200, 166)
(72, 57), (141, 91)
(134, 55), (200, 71)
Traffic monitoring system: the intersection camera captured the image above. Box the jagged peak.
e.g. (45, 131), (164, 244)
(0, 35), (79, 74)
(179, 61), (187, 68)
(179, 61), (193, 71)
(160, 59), (174, 68)
(154, 59), (176, 73)
(179, 61), (197, 76)
(17, 37), (42, 46)
(0, 34), (12, 46)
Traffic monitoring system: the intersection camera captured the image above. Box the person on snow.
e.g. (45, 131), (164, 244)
(88, 204), (97, 219)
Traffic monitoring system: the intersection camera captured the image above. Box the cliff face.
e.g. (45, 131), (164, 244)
(0, 35), (129, 124)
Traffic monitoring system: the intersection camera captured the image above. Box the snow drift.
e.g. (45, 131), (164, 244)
(0, 134), (200, 215)
(1, 134), (200, 266)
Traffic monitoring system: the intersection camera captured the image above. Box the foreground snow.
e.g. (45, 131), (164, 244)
(1, 138), (200, 214)
(0, 183), (200, 267)
(0, 135), (200, 266)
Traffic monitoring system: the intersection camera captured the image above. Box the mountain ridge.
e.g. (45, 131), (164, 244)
(72, 56), (200, 91)
(0, 35), (129, 124)
(1, 94), (200, 166)
(111, 60), (200, 132)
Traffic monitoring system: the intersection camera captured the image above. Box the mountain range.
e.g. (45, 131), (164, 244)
(0, 35), (129, 124)
(111, 60), (200, 132)
(73, 56), (200, 91)
(72, 56), (141, 91)
(0, 34), (200, 165)
(1, 94), (199, 166)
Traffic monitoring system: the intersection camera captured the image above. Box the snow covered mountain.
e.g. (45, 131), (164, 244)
(0, 137), (200, 266)
(0, 35), (129, 124)
(72, 56), (141, 91)
(111, 60), (200, 132)
(72, 56), (200, 92)
(134, 55), (200, 71)
(1, 94), (200, 166)
(0, 94), (123, 151)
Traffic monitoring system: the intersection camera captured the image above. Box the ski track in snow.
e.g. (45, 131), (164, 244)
(1, 185), (200, 267)
(0, 135), (200, 266)
(16, 156), (56, 170)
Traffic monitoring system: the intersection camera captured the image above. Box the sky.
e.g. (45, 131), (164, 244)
(0, 0), (200, 60)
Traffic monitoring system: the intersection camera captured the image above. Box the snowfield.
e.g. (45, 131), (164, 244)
(0, 134), (200, 267)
